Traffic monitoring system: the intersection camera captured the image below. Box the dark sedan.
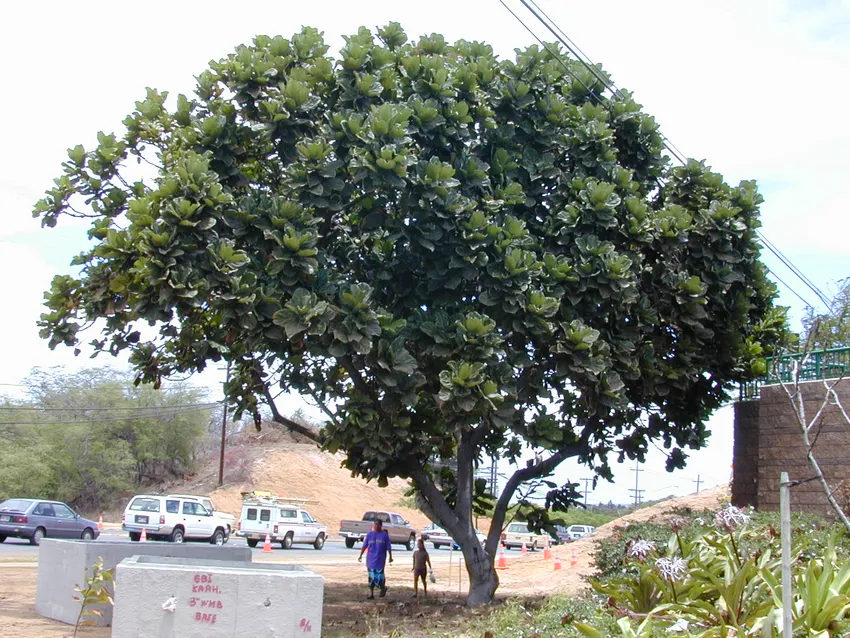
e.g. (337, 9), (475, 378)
(0, 498), (101, 545)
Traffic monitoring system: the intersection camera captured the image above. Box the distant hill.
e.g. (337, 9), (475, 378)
(126, 427), (431, 531)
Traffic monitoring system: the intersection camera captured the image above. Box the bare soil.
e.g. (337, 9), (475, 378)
(0, 485), (729, 636)
(12, 428), (730, 637)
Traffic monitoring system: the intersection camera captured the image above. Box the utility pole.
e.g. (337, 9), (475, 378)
(218, 362), (231, 487)
(580, 477), (593, 508)
(693, 474), (702, 493)
(628, 460), (644, 508)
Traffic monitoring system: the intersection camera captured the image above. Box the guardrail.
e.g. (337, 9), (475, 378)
(739, 346), (850, 401)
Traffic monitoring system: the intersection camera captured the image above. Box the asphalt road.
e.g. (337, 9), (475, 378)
(0, 529), (477, 563)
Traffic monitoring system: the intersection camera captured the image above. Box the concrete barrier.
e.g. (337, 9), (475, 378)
(112, 556), (324, 637)
(35, 539), (252, 626)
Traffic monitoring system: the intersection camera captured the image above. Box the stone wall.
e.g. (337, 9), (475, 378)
(732, 379), (850, 517)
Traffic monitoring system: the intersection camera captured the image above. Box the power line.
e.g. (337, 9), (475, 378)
(764, 265), (816, 309)
(500, 0), (831, 312)
(756, 230), (832, 309)
(0, 402), (220, 412)
(0, 405), (218, 426)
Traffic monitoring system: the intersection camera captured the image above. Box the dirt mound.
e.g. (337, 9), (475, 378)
(499, 483), (731, 597)
(152, 431), (431, 531)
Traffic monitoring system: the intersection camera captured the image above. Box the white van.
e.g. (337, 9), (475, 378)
(500, 521), (550, 550)
(122, 494), (232, 544)
(236, 494), (327, 550)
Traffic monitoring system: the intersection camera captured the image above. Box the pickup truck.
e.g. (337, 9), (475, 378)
(339, 511), (418, 550)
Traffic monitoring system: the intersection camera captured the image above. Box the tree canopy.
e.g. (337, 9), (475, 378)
(34, 24), (783, 603)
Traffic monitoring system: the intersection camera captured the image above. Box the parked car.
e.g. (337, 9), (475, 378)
(500, 521), (550, 550)
(339, 511), (418, 550)
(235, 493), (327, 550)
(422, 524), (487, 550)
(122, 494), (231, 544)
(0, 498), (101, 546)
(564, 524), (595, 541)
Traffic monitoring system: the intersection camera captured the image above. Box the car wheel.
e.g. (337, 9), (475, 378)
(0, 535), (6, 543)
(281, 532), (294, 550)
(129, 532), (140, 542)
(345, 538), (356, 549)
(30, 527), (46, 546)
(406, 534), (416, 551)
(433, 543), (441, 550)
(170, 527), (185, 544)
(210, 529), (226, 546)
(313, 533), (325, 550)
(247, 539), (259, 548)
(81, 528), (95, 541)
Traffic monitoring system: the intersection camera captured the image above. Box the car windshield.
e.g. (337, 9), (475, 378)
(129, 498), (161, 512)
(0, 499), (32, 512)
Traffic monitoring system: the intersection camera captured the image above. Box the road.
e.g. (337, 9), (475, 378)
(0, 529), (477, 563)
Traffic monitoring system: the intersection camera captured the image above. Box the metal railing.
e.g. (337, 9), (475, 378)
(739, 346), (850, 401)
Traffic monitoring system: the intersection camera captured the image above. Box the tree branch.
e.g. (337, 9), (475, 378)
(409, 461), (462, 537)
(261, 386), (322, 444)
(307, 384), (341, 428)
(486, 445), (578, 555)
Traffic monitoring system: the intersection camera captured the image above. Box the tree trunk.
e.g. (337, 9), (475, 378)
(456, 529), (499, 606)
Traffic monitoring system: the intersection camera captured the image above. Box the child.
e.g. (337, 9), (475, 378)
(412, 537), (432, 597)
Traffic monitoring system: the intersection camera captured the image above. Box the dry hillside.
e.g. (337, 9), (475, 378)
(147, 429), (431, 530)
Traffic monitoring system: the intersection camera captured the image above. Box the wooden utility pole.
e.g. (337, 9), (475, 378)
(218, 363), (231, 487)
(580, 477), (593, 507)
(693, 474), (702, 493)
(628, 460), (644, 507)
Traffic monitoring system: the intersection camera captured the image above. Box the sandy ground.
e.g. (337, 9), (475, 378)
(0, 485), (728, 636)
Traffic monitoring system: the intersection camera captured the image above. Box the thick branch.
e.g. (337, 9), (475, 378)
(486, 445), (577, 555)
(409, 461), (463, 537)
(454, 430), (474, 524)
(261, 387), (321, 444)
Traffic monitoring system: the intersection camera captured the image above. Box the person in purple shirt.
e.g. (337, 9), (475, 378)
(358, 519), (394, 599)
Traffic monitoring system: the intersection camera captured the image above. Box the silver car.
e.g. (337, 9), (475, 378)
(0, 498), (101, 545)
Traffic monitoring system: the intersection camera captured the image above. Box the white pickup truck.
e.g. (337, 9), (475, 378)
(235, 492), (327, 550)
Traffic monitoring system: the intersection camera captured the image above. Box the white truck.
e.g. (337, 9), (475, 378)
(235, 492), (327, 550)
(122, 493), (233, 544)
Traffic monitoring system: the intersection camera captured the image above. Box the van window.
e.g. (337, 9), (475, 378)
(508, 523), (526, 533)
(280, 509), (297, 519)
(246, 508), (257, 521)
(260, 509), (271, 522)
(129, 498), (161, 513)
(166, 500), (179, 514)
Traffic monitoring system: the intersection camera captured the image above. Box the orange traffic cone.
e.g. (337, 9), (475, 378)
(495, 545), (509, 570)
(553, 554), (562, 571)
(570, 550), (577, 568)
(543, 538), (552, 560)
(97, 515), (104, 531)
(262, 532), (273, 553)
(520, 542), (528, 555)
(140, 528), (147, 543)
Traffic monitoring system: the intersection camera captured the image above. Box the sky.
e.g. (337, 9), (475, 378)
(1, 0), (848, 505)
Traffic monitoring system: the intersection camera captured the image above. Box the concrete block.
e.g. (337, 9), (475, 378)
(35, 539), (251, 626)
(111, 556), (324, 638)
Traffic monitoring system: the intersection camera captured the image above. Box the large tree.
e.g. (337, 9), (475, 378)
(35, 25), (782, 603)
